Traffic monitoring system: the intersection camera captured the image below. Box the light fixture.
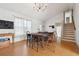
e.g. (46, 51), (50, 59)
(33, 3), (47, 12)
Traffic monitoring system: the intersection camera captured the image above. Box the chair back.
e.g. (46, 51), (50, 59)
(27, 34), (32, 40)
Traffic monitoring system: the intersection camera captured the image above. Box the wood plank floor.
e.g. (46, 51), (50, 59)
(0, 40), (79, 56)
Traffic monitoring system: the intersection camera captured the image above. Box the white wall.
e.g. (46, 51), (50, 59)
(73, 4), (79, 47)
(0, 8), (14, 34)
(31, 19), (42, 33)
(0, 8), (42, 43)
(44, 12), (63, 39)
(0, 8), (14, 43)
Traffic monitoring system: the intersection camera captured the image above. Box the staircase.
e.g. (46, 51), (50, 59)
(62, 23), (75, 42)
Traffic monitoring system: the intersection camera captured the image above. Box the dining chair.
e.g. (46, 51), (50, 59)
(31, 34), (44, 52)
(27, 34), (33, 47)
(41, 32), (49, 46)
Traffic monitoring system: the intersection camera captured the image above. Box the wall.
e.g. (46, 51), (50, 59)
(73, 4), (79, 47)
(44, 12), (63, 39)
(31, 19), (42, 33)
(0, 8), (14, 43)
(0, 8), (42, 43)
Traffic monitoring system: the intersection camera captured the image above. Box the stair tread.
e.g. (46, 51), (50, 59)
(64, 31), (74, 32)
(64, 28), (74, 29)
(63, 37), (75, 39)
(63, 35), (74, 37)
(62, 39), (75, 42)
(63, 33), (74, 35)
(63, 36), (75, 38)
(62, 38), (75, 40)
(64, 32), (74, 33)
(64, 30), (74, 31)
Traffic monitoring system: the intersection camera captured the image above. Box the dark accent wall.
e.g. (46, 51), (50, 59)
(0, 20), (14, 29)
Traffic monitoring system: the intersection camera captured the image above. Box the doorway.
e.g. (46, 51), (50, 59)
(64, 10), (72, 24)
(66, 17), (70, 24)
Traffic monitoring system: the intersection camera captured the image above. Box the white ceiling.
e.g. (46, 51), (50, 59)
(0, 3), (74, 21)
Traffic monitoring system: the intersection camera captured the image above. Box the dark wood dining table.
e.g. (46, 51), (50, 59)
(27, 32), (53, 52)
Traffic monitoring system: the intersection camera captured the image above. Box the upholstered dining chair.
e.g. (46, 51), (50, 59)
(27, 34), (33, 47)
(32, 34), (44, 52)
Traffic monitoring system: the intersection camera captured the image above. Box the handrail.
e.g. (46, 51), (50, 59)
(72, 18), (76, 30)
(72, 9), (76, 30)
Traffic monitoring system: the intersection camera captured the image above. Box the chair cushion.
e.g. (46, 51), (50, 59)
(27, 34), (32, 40)
(0, 37), (9, 42)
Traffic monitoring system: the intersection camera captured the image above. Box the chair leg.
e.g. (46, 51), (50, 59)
(37, 40), (39, 52)
(27, 39), (30, 47)
(40, 40), (43, 48)
(29, 40), (31, 47)
(32, 39), (34, 49)
(27, 39), (28, 46)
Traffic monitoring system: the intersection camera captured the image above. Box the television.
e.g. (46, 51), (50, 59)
(0, 20), (14, 29)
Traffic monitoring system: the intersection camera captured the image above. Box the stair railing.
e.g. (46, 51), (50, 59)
(72, 9), (76, 30)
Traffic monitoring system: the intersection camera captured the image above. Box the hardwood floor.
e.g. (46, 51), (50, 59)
(0, 40), (79, 56)
(61, 40), (79, 54)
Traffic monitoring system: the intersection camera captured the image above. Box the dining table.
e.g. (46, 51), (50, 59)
(28, 32), (54, 52)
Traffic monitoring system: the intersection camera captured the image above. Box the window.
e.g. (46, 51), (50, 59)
(14, 18), (24, 36)
(24, 20), (32, 32)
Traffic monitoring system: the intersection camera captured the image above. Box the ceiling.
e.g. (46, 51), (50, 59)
(0, 3), (74, 21)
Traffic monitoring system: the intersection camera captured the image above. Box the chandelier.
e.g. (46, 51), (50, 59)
(33, 3), (47, 12)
